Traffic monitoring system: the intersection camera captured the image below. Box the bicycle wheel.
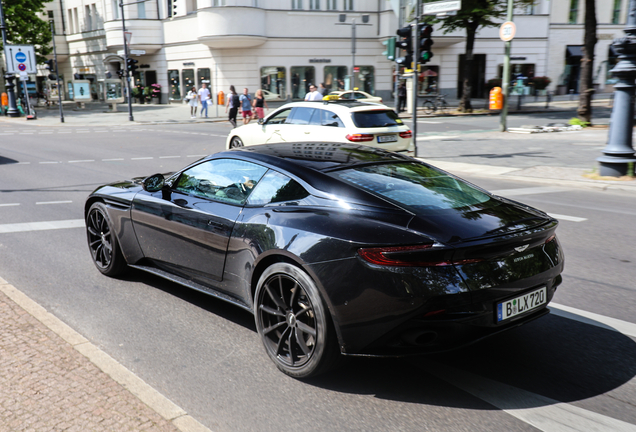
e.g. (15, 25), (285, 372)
(436, 98), (448, 113)
(423, 100), (435, 115)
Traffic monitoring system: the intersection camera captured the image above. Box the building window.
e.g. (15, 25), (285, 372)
(291, 66), (315, 99)
(113, 0), (119, 19)
(309, 0), (320, 10)
(324, 66), (347, 92)
(354, 66), (374, 94)
(169, 70), (181, 100)
(418, 66), (439, 95)
(74, 8), (79, 32)
(68, 9), (74, 33)
(612, 0), (622, 24)
(213, 0), (226, 5)
(85, 5), (92, 31)
(344, 0), (353, 11)
(197, 68), (211, 88)
(48, 10), (55, 34)
(568, 0), (579, 24)
(92, 4), (101, 29)
(326, 0), (337, 10)
(261, 67), (286, 99)
(292, 0), (303, 10)
(138, 1), (146, 18)
(182, 69), (195, 95)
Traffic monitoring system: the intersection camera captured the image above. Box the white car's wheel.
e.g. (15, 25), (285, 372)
(229, 136), (244, 148)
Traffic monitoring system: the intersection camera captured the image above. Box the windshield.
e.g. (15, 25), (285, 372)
(351, 110), (403, 128)
(330, 162), (492, 212)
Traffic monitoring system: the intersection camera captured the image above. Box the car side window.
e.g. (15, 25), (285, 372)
(266, 108), (292, 125)
(288, 107), (316, 125)
(247, 170), (310, 206)
(341, 93), (353, 100)
(321, 110), (344, 127)
(308, 109), (322, 126)
(174, 159), (268, 205)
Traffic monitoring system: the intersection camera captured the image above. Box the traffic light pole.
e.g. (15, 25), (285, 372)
(119, 1), (138, 122)
(0, 0), (20, 117)
(411, 4), (420, 157)
(50, 21), (64, 123)
(500, 0), (514, 132)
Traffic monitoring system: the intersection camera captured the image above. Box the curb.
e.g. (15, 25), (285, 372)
(0, 277), (213, 432)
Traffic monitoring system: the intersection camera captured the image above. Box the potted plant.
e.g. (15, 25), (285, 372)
(150, 83), (161, 104)
(131, 86), (141, 103)
(532, 76), (551, 95)
(142, 86), (152, 103)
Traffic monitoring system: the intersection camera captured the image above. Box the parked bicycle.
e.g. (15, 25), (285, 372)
(422, 94), (448, 115)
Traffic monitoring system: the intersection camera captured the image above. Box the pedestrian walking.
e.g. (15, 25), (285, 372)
(186, 86), (198, 118)
(398, 82), (407, 112)
(239, 88), (253, 125)
(198, 83), (211, 118)
(252, 89), (268, 121)
(304, 84), (322, 101)
(318, 83), (327, 96)
(225, 85), (239, 128)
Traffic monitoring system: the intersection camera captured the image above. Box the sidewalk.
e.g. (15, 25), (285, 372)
(0, 278), (210, 432)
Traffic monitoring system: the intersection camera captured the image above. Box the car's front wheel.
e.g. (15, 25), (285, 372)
(86, 202), (127, 276)
(254, 263), (339, 378)
(229, 136), (244, 148)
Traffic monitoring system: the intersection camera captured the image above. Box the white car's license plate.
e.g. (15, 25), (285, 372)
(377, 135), (398, 143)
(496, 287), (547, 323)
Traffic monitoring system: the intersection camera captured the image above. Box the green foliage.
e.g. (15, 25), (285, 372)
(423, 0), (535, 33)
(0, 0), (53, 63)
(569, 117), (590, 127)
(532, 76), (551, 90)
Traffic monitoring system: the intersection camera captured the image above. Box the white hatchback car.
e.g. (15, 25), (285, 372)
(225, 100), (414, 155)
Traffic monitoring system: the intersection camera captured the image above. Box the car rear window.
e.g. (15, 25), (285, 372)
(330, 162), (491, 211)
(351, 110), (403, 128)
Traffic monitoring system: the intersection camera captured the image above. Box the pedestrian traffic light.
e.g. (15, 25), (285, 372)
(419, 25), (434, 65)
(45, 59), (57, 80)
(382, 37), (396, 61)
(396, 26), (413, 68)
(126, 58), (139, 74)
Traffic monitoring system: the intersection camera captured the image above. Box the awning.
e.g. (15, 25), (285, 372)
(566, 45), (584, 57)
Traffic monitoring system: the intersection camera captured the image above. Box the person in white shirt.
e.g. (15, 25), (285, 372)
(304, 84), (323, 101)
(198, 83), (211, 118)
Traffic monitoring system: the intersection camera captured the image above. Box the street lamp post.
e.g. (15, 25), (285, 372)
(597, 0), (636, 177)
(119, 1), (136, 121)
(50, 21), (64, 123)
(0, 0), (20, 117)
(336, 15), (371, 91)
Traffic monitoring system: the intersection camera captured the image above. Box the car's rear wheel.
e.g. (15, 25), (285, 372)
(255, 263), (339, 378)
(229, 136), (244, 148)
(86, 202), (126, 276)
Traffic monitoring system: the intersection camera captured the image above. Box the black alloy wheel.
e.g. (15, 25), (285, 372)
(86, 202), (126, 276)
(255, 263), (339, 378)
(230, 136), (244, 148)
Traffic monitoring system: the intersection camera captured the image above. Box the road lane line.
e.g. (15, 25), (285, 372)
(546, 213), (587, 222)
(39, 161), (60, 164)
(36, 201), (73, 205)
(428, 362), (636, 432)
(103, 158), (125, 161)
(0, 203), (20, 207)
(159, 156), (181, 159)
(187, 155), (207, 158)
(68, 160), (95, 163)
(0, 219), (84, 233)
(550, 303), (636, 338)
(490, 187), (572, 196)
(131, 157), (154, 160)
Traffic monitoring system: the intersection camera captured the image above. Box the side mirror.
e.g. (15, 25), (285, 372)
(142, 173), (165, 192)
(258, 118), (265, 125)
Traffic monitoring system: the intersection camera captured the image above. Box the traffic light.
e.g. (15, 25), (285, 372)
(419, 25), (434, 65)
(44, 59), (57, 80)
(382, 37), (396, 61)
(126, 58), (139, 74)
(396, 26), (413, 68)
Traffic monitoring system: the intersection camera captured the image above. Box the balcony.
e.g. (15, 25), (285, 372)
(104, 19), (164, 53)
(197, 7), (266, 49)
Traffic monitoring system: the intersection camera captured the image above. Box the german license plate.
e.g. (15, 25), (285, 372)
(377, 135), (398, 143)
(496, 287), (547, 323)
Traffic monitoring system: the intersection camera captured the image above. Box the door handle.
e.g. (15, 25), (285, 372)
(207, 220), (224, 230)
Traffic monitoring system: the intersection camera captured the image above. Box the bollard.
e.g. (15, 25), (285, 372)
(545, 91), (552, 109)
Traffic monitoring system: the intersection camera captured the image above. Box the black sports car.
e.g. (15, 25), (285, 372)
(85, 143), (563, 378)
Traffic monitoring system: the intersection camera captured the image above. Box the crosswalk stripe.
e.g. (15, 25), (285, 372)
(0, 219), (85, 234)
(546, 213), (587, 222)
(491, 187), (571, 196)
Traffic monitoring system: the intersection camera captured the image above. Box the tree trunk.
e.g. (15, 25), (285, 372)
(577, 0), (597, 124)
(459, 22), (478, 113)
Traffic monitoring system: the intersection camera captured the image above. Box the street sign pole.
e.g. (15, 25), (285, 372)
(412, 1), (420, 157)
(50, 21), (64, 123)
(0, 0), (19, 117)
(120, 1), (134, 121)
(500, 0), (514, 132)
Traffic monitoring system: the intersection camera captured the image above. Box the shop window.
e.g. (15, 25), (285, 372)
(169, 70), (181, 100)
(261, 67), (286, 99)
(324, 66), (347, 92)
(309, 0), (320, 10)
(292, 0), (303, 10)
(291, 66), (315, 100)
(182, 69), (195, 95)
(197, 68), (211, 88)
(354, 66), (374, 94)
(417, 66), (439, 95)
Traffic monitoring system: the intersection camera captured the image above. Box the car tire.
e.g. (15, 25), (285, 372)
(254, 263), (339, 378)
(229, 136), (244, 148)
(86, 202), (127, 277)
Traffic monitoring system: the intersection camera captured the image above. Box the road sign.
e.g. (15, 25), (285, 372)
(500, 21), (516, 42)
(422, 0), (461, 16)
(117, 49), (146, 56)
(3, 45), (37, 74)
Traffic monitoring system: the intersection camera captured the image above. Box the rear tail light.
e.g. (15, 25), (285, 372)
(545, 234), (556, 244)
(399, 130), (413, 139)
(358, 245), (484, 267)
(346, 133), (374, 142)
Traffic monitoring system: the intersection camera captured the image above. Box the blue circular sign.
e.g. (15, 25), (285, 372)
(15, 52), (27, 63)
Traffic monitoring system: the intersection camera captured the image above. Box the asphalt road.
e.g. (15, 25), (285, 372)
(0, 116), (634, 432)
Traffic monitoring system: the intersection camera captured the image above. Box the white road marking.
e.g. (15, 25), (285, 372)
(0, 219), (84, 233)
(39, 161), (60, 164)
(419, 159), (520, 176)
(417, 120), (442, 124)
(36, 200), (73, 205)
(0, 203), (20, 207)
(550, 303), (636, 338)
(39, 132), (53, 135)
(0, 133), (14, 135)
(68, 160), (95, 163)
(546, 213), (587, 222)
(58, 131), (72, 134)
(103, 158), (125, 161)
(187, 155), (207, 158)
(417, 135), (459, 140)
(131, 157), (153, 160)
(490, 187), (571, 197)
(429, 362), (636, 432)
(159, 156), (181, 159)
(16, 162), (30, 165)
(19, 133), (34, 135)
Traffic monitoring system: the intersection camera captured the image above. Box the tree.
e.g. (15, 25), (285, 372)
(577, 0), (597, 124)
(427, 0), (533, 112)
(0, 0), (53, 64)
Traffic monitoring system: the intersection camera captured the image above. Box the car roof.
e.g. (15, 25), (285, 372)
(277, 100), (389, 112)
